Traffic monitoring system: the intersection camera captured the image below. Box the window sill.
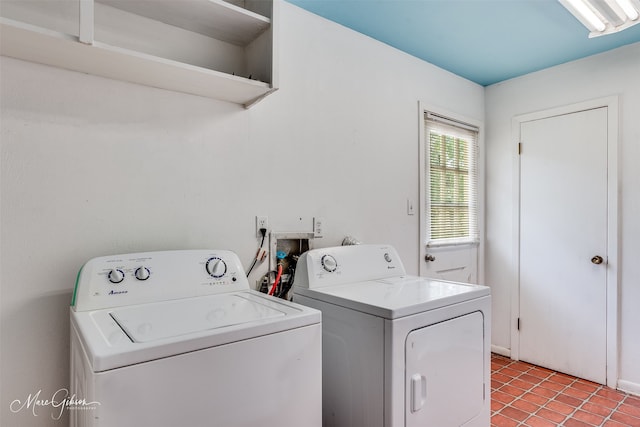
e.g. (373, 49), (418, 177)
(426, 239), (480, 248)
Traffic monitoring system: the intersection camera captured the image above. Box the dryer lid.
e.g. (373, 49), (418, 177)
(110, 294), (286, 343)
(296, 276), (490, 319)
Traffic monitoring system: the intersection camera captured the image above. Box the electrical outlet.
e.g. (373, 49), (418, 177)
(256, 216), (268, 237)
(313, 217), (324, 238)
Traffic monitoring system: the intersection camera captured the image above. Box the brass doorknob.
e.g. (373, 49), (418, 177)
(591, 255), (604, 265)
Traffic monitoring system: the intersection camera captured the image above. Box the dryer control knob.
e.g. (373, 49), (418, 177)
(108, 269), (125, 284)
(321, 255), (338, 272)
(135, 267), (150, 281)
(206, 258), (227, 278)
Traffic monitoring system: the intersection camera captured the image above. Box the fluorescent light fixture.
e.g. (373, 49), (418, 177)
(604, 0), (633, 21)
(614, 0), (639, 19)
(562, 0), (606, 31)
(559, 0), (640, 37)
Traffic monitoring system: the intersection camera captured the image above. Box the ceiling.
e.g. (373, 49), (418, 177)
(285, 0), (640, 86)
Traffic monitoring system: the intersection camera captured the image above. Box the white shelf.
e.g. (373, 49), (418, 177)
(97, 0), (270, 46)
(0, 0), (278, 107)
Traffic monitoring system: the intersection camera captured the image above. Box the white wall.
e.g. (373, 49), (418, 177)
(0, 3), (484, 425)
(485, 42), (640, 393)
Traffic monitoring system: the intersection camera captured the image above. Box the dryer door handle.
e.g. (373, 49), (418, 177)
(411, 374), (427, 413)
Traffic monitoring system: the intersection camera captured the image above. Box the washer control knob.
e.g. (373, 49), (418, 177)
(321, 255), (338, 272)
(135, 267), (150, 281)
(108, 269), (125, 284)
(206, 257), (227, 278)
(384, 253), (392, 262)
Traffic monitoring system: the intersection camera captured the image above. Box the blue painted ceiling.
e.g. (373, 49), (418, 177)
(286, 0), (640, 86)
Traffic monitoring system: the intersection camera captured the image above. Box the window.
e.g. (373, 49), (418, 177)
(425, 112), (479, 246)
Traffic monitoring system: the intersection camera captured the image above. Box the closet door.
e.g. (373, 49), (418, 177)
(519, 107), (608, 384)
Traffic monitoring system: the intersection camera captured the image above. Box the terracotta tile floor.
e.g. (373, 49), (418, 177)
(491, 354), (640, 427)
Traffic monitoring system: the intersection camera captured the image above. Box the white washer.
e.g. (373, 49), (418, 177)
(293, 244), (491, 427)
(70, 249), (321, 427)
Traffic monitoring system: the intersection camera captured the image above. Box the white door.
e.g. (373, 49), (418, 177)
(405, 312), (485, 427)
(519, 107), (608, 384)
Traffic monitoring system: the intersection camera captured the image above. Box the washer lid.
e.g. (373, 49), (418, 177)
(111, 294), (286, 343)
(295, 276), (490, 319)
(71, 290), (321, 372)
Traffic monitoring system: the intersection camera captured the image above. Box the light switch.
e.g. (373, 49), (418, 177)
(407, 199), (415, 216)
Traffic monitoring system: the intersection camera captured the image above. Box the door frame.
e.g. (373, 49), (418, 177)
(510, 96), (619, 387)
(417, 101), (485, 283)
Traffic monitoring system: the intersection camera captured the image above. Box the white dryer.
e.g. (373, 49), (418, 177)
(293, 244), (491, 427)
(70, 249), (321, 427)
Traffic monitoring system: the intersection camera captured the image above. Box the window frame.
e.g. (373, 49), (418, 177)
(420, 107), (482, 249)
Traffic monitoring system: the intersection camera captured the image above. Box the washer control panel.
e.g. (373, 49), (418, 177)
(206, 257), (227, 278)
(72, 250), (249, 311)
(321, 255), (338, 272)
(293, 244), (406, 289)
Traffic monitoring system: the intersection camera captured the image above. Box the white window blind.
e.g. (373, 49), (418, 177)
(425, 112), (479, 247)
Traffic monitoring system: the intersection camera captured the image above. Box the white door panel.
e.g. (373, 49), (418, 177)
(519, 107), (607, 384)
(420, 246), (477, 283)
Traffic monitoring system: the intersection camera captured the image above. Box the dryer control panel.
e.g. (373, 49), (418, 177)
(72, 250), (250, 311)
(293, 244), (406, 289)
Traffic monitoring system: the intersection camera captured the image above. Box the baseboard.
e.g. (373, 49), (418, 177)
(489, 346), (638, 396)
(617, 379), (640, 397)
(491, 345), (511, 357)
